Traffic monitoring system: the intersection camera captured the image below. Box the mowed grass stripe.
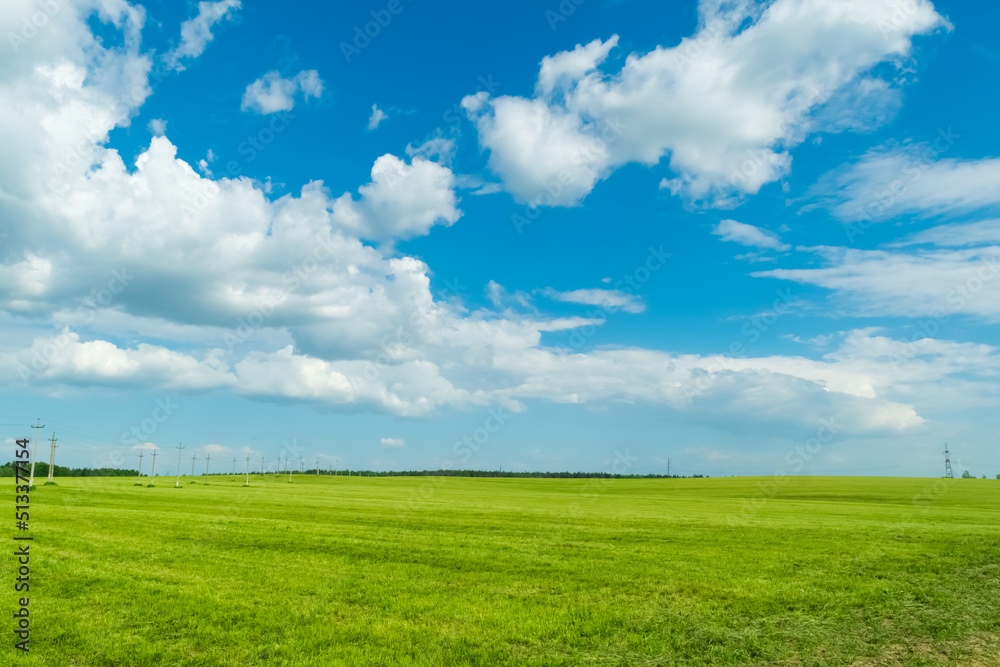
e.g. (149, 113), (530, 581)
(3, 476), (998, 665)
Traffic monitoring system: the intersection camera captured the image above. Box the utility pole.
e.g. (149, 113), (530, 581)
(174, 443), (185, 488)
(205, 454), (211, 475)
(29, 418), (44, 488)
(191, 453), (197, 476)
(46, 433), (58, 481)
(260, 454), (265, 475)
(150, 448), (158, 478)
(137, 451), (144, 483)
(232, 457), (237, 474)
(316, 457), (320, 475)
(299, 458), (304, 474)
(245, 455), (251, 486)
(667, 458), (671, 477)
(944, 444), (954, 479)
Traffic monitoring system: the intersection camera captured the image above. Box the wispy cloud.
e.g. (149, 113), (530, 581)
(713, 219), (790, 252)
(164, 0), (241, 71)
(368, 104), (388, 130)
(544, 288), (645, 313)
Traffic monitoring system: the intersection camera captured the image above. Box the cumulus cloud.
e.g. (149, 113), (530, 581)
(368, 104), (387, 130)
(463, 0), (947, 206)
(241, 70), (324, 114)
(331, 154), (462, 240)
(380, 437), (404, 448)
(164, 0), (241, 70)
(0, 0), (972, 437)
(713, 219), (789, 251)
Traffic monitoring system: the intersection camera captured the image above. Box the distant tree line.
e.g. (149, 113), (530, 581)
(239, 469), (710, 479)
(0, 462), (138, 477)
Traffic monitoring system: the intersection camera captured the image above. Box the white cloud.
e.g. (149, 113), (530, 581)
(241, 70), (325, 114)
(368, 104), (387, 130)
(164, 0), (241, 71)
(755, 246), (1000, 320)
(464, 0), (947, 206)
(148, 118), (166, 136)
(713, 219), (790, 251)
(806, 140), (1000, 223)
(406, 137), (455, 164)
(0, 0), (987, 439)
(896, 219), (1000, 248)
(380, 437), (404, 448)
(332, 154), (462, 240)
(544, 288), (645, 313)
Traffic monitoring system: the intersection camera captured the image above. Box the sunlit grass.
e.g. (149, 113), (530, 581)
(3, 475), (998, 665)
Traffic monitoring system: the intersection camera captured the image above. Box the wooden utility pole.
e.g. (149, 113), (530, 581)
(150, 449), (158, 478)
(174, 443), (185, 488)
(205, 454), (211, 475)
(191, 453), (197, 476)
(137, 451), (144, 483)
(46, 433), (58, 481)
(29, 419), (44, 487)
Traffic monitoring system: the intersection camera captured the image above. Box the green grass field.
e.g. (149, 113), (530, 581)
(3, 475), (999, 666)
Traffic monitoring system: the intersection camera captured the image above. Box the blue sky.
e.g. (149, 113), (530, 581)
(2, 0), (999, 477)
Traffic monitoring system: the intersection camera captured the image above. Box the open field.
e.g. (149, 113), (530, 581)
(3, 475), (999, 666)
